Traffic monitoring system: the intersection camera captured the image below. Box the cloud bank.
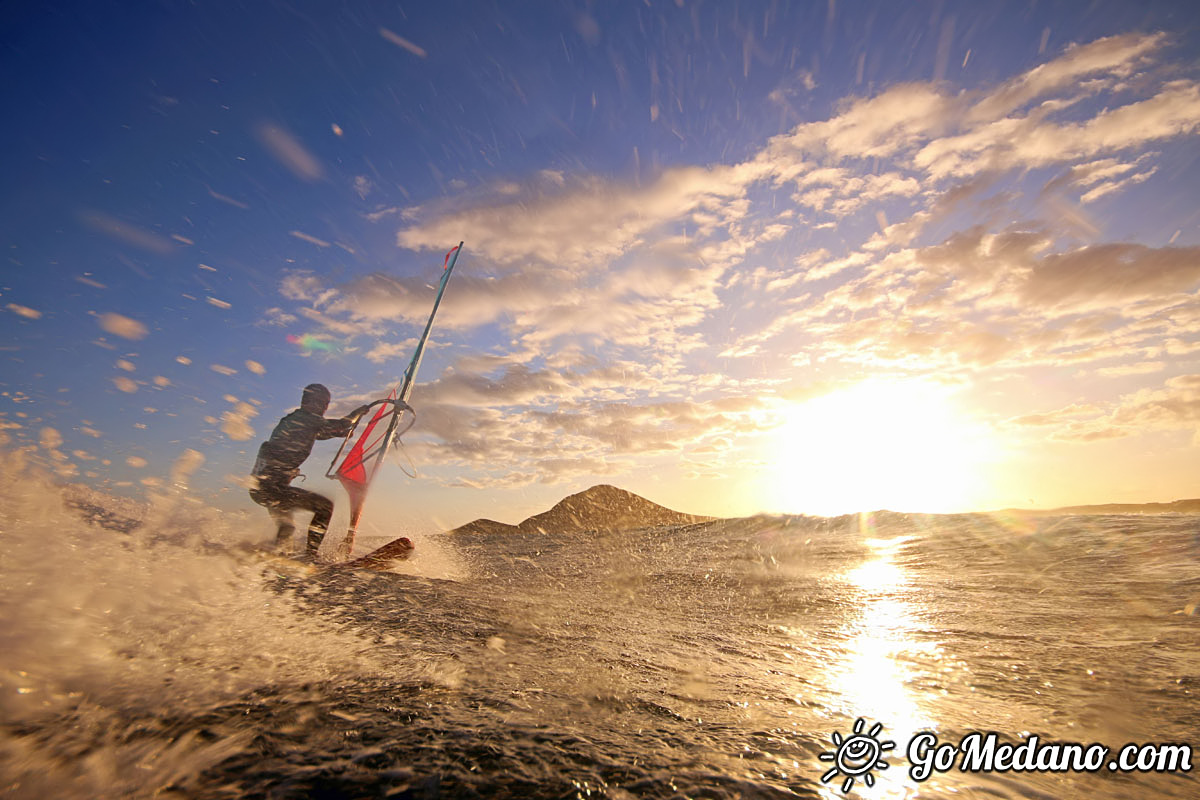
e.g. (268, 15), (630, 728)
(270, 32), (1200, 488)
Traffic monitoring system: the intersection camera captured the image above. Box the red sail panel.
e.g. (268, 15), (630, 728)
(336, 390), (396, 493)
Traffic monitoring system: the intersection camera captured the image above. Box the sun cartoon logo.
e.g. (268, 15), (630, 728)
(819, 718), (896, 793)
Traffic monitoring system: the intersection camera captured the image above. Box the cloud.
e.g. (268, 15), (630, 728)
(367, 32), (1193, 366)
(729, 225), (1200, 375)
(255, 122), (325, 181)
(1114, 373), (1200, 426)
(258, 30), (1200, 488)
(774, 83), (958, 161)
(328, 271), (554, 329)
(364, 338), (417, 364)
(803, 251), (874, 283)
(99, 313), (148, 340)
(1079, 166), (1157, 204)
(290, 230), (331, 248)
(966, 32), (1165, 123)
(379, 27), (427, 58)
(298, 307), (380, 337)
(329, 32), (1194, 370)
(6, 303), (41, 319)
(261, 307), (298, 326)
(421, 364), (589, 409)
(920, 81), (1200, 180)
(279, 272), (338, 305)
(79, 210), (176, 255)
(1095, 361), (1165, 378)
(787, 168), (922, 219)
(744, 32), (1195, 188)
(1016, 375), (1200, 444)
(221, 401), (258, 441)
(1010, 403), (1103, 427)
(207, 186), (250, 209)
(289, 232), (733, 370)
(1042, 155), (1156, 198)
(1020, 244), (1200, 311)
(408, 390), (776, 488)
(396, 162), (768, 270)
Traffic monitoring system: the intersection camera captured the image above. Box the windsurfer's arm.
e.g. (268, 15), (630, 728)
(317, 411), (362, 440)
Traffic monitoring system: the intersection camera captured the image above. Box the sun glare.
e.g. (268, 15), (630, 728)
(764, 379), (996, 515)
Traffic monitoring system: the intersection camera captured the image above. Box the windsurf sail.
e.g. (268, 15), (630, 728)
(326, 242), (463, 556)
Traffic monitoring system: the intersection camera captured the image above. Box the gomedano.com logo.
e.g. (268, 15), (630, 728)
(908, 731), (1193, 780)
(819, 720), (1193, 793)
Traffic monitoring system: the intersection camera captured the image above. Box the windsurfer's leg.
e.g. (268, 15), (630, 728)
(252, 484), (333, 558)
(250, 485), (296, 552)
(272, 513), (296, 551)
(264, 486), (333, 558)
(305, 494), (334, 557)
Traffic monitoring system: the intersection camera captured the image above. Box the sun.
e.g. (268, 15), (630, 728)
(763, 378), (996, 515)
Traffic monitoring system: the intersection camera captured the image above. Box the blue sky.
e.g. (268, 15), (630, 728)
(2, 1), (1199, 532)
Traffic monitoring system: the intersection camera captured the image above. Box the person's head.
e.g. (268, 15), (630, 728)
(301, 383), (331, 414)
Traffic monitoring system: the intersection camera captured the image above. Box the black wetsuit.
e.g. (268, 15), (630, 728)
(249, 408), (357, 556)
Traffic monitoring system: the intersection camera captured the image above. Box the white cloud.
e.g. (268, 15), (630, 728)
(966, 32), (1165, 123)
(774, 83), (957, 161)
(1019, 244), (1200, 311)
(1080, 166), (1157, 204)
(221, 401), (258, 441)
(290, 230), (331, 248)
(916, 81), (1200, 180)
(261, 307), (298, 327)
(364, 338), (417, 364)
(1014, 374), (1200, 444)
(255, 122), (325, 181)
(279, 272), (335, 304)
(98, 313), (149, 340)
(6, 304), (41, 319)
(396, 162), (769, 270)
(79, 210), (176, 255)
(1095, 361), (1165, 377)
(257, 31), (1200, 487)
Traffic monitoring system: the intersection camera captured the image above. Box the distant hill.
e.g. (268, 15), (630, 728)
(449, 484), (715, 536)
(1024, 498), (1200, 515)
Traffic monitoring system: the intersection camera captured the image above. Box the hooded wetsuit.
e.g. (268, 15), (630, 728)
(249, 407), (359, 556)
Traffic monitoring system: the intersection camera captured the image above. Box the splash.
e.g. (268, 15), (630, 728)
(0, 448), (449, 798)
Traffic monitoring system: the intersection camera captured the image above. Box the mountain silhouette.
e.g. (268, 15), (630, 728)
(449, 484), (714, 536)
(1011, 498), (1200, 515)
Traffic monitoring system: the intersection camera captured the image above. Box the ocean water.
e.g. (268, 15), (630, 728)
(1, 456), (1197, 798)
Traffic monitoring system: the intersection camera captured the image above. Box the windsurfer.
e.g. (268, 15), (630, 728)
(249, 384), (369, 558)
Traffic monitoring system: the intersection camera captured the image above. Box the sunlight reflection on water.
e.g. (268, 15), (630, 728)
(818, 535), (940, 799)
